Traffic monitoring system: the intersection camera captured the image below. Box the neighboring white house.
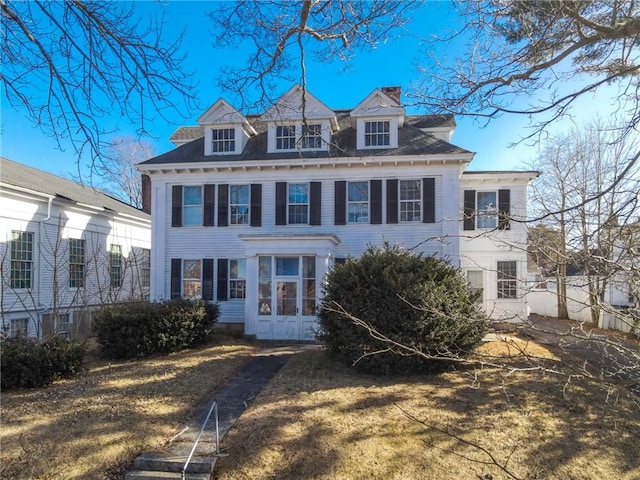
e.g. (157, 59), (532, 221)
(1, 157), (151, 339)
(138, 85), (538, 341)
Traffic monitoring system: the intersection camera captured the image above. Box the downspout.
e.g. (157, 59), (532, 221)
(38, 196), (54, 338)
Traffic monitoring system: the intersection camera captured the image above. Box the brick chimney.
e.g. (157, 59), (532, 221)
(381, 86), (401, 104)
(141, 174), (151, 214)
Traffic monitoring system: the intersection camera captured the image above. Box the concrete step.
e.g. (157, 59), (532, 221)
(133, 452), (216, 473)
(124, 470), (211, 480)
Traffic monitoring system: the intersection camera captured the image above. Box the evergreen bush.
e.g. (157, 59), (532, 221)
(92, 299), (219, 359)
(0, 335), (86, 391)
(318, 243), (489, 374)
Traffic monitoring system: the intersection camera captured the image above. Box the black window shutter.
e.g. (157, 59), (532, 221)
(251, 184), (262, 227)
(498, 189), (511, 230)
(423, 178), (436, 223)
(463, 190), (476, 231)
(276, 182), (287, 225)
(334, 257), (347, 265)
(171, 186), (182, 227)
(370, 180), (382, 224)
(217, 258), (228, 301)
(170, 258), (181, 299)
(310, 181), (321, 225)
(386, 179), (398, 224)
(202, 259), (214, 301)
(334, 181), (346, 225)
(218, 184), (229, 227)
(204, 185), (215, 226)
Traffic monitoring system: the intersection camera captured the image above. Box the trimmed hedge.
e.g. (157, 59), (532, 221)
(0, 335), (86, 391)
(318, 243), (489, 374)
(92, 299), (219, 359)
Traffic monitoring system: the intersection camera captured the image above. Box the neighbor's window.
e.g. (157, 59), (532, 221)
(10, 318), (29, 337)
(477, 191), (498, 229)
(10, 231), (33, 289)
(288, 183), (308, 224)
(211, 128), (235, 153)
(183, 186), (203, 226)
(109, 244), (122, 288)
(56, 313), (70, 338)
(497, 261), (517, 299)
(229, 259), (246, 299)
(301, 124), (322, 149)
(69, 239), (85, 288)
(230, 184), (250, 225)
(400, 180), (421, 222)
(140, 248), (151, 288)
(276, 125), (296, 150)
(467, 271), (484, 304)
(348, 181), (369, 223)
(364, 121), (390, 147)
(182, 260), (202, 298)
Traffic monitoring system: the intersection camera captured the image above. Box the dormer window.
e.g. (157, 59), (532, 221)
(276, 125), (296, 150)
(211, 128), (235, 153)
(301, 124), (322, 149)
(364, 121), (390, 147)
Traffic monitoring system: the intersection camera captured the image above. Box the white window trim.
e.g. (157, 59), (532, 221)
(496, 261), (518, 300)
(229, 258), (247, 300)
(287, 183), (309, 225)
(204, 125), (241, 155)
(183, 185), (204, 227)
(267, 121), (330, 153)
(356, 117), (399, 149)
(399, 179), (422, 223)
(182, 259), (202, 299)
(476, 190), (498, 230)
(347, 181), (370, 224)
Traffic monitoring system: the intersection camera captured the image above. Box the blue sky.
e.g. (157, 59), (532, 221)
(0, 1), (619, 180)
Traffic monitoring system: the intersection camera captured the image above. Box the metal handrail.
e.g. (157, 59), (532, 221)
(182, 399), (220, 479)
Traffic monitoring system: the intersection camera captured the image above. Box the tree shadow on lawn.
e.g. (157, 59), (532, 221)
(214, 348), (640, 480)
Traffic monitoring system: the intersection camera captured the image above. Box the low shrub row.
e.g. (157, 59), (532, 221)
(1, 335), (86, 391)
(92, 299), (219, 359)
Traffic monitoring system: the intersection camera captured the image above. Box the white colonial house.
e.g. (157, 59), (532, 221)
(1, 157), (151, 339)
(138, 85), (538, 341)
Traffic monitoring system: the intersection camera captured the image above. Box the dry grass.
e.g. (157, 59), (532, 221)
(0, 337), (256, 480)
(215, 337), (640, 480)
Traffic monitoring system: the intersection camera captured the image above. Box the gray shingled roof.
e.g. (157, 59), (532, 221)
(169, 126), (205, 143)
(142, 111), (471, 166)
(0, 157), (150, 220)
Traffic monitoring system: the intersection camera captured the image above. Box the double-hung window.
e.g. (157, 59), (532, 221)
(140, 248), (151, 288)
(109, 244), (122, 288)
(211, 128), (235, 153)
(276, 125), (296, 150)
(497, 261), (517, 299)
(229, 259), (246, 299)
(183, 186), (203, 226)
(10, 231), (33, 289)
(467, 271), (484, 304)
(477, 191), (498, 229)
(10, 318), (29, 337)
(230, 185), (250, 225)
(69, 239), (85, 288)
(288, 183), (309, 224)
(400, 180), (421, 222)
(301, 124), (322, 149)
(348, 181), (369, 223)
(182, 260), (202, 298)
(364, 121), (390, 147)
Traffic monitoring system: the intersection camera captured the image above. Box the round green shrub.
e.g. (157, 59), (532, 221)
(318, 243), (489, 374)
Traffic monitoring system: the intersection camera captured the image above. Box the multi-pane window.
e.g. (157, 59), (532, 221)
(467, 271), (484, 304)
(497, 261), (517, 299)
(302, 256), (316, 315)
(10, 318), (29, 337)
(10, 231), (33, 289)
(477, 191), (498, 229)
(230, 185), (250, 225)
(140, 248), (151, 288)
(56, 313), (70, 338)
(288, 183), (308, 224)
(109, 244), (122, 288)
(69, 239), (85, 288)
(347, 181), (369, 223)
(276, 125), (296, 150)
(258, 256), (272, 315)
(183, 186), (203, 226)
(364, 121), (390, 147)
(211, 128), (235, 153)
(230, 259), (246, 299)
(301, 124), (322, 149)
(182, 260), (202, 298)
(400, 180), (421, 222)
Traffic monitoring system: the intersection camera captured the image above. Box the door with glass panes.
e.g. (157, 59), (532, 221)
(257, 255), (317, 340)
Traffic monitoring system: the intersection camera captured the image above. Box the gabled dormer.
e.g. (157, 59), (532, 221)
(197, 99), (257, 156)
(260, 85), (338, 154)
(350, 87), (405, 150)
